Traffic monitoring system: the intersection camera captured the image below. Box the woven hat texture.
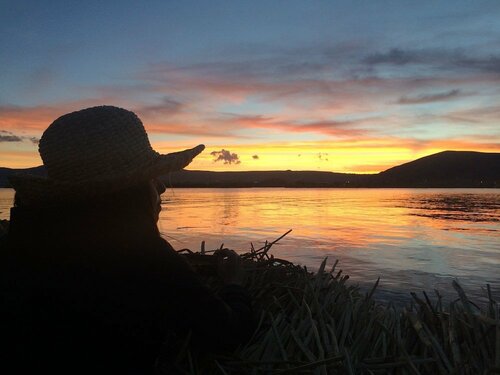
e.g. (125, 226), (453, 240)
(9, 106), (205, 205)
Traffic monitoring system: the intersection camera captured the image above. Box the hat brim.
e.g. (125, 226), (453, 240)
(150, 144), (205, 176)
(9, 144), (205, 206)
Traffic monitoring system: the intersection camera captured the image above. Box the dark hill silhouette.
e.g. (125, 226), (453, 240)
(0, 151), (498, 188)
(374, 151), (500, 187)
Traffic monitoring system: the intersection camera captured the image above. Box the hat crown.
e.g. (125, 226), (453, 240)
(9, 105), (204, 206)
(39, 106), (156, 182)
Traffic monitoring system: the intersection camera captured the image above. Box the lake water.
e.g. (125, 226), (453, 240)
(1, 187), (499, 303)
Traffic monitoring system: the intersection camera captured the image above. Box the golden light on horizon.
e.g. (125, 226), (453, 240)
(155, 140), (499, 174)
(3, 138), (498, 174)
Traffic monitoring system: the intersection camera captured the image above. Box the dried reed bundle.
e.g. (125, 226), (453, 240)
(167, 231), (499, 374)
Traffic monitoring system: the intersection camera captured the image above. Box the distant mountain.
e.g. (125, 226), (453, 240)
(0, 151), (498, 188)
(374, 151), (500, 187)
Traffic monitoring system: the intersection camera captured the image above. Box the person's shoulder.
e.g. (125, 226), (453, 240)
(148, 237), (194, 269)
(151, 236), (176, 252)
(151, 237), (183, 258)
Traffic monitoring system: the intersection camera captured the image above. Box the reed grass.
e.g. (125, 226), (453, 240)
(165, 231), (498, 374)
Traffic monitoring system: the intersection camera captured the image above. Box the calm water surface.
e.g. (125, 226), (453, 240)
(1, 188), (499, 302)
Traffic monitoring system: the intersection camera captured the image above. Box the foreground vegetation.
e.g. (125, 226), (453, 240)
(169, 231), (499, 374)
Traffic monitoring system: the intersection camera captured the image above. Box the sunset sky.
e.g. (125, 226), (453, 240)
(1, 0), (499, 173)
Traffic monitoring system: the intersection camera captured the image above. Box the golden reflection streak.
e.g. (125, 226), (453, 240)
(160, 189), (499, 275)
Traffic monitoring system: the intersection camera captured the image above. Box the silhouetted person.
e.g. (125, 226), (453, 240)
(0, 106), (253, 374)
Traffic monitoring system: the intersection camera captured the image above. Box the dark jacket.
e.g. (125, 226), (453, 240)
(0, 206), (253, 374)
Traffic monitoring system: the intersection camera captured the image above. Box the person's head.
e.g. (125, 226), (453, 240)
(9, 106), (203, 217)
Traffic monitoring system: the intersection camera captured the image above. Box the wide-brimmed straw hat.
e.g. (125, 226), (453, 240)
(9, 105), (205, 206)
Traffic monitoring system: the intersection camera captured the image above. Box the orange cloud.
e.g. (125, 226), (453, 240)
(0, 98), (133, 133)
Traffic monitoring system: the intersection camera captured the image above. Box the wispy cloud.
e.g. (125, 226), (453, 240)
(0, 101), (112, 132)
(444, 104), (500, 126)
(0, 130), (39, 144)
(397, 89), (464, 104)
(364, 47), (500, 74)
(136, 96), (183, 118)
(364, 48), (426, 66)
(219, 114), (374, 138)
(288, 119), (370, 137)
(454, 55), (500, 74)
(0, 130), (22, 142)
